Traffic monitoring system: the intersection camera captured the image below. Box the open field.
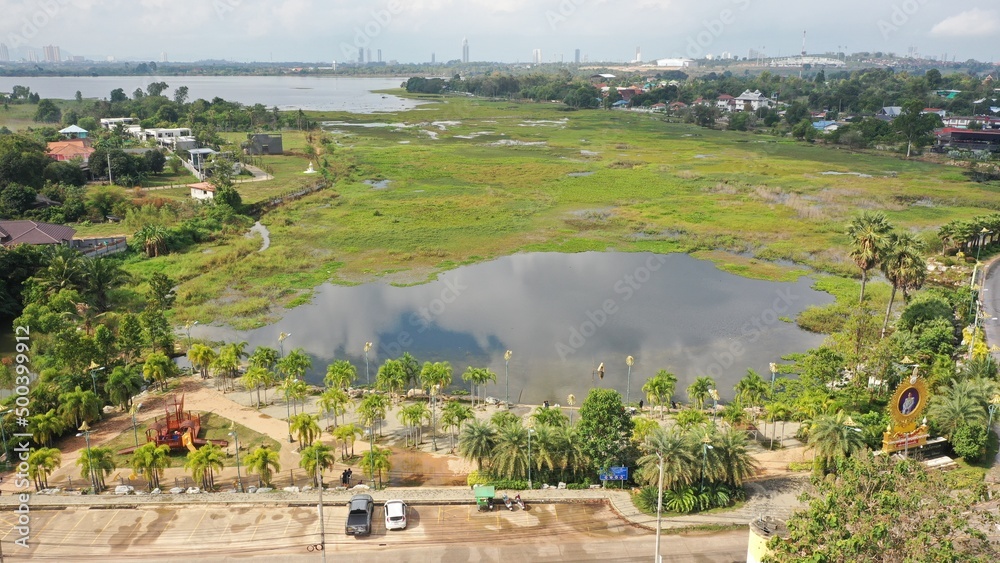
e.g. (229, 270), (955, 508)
(6, 94), (997, 327)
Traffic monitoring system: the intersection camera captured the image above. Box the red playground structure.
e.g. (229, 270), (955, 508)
(117, 395), (228, 455)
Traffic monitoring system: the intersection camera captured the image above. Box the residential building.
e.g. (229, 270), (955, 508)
(100, 117), (137, 129)
(0, 220), (75, 247)
(812, 120), (840, 132)
(575, 49), (580, 64)
(532, 49), (542, 64)
(462, 38), (469, 63)
(189, 182), (215, 201)
(245, 133), (284, 155)
(58, 125), (88, 139)
(650, 103), (667, 112)
(922, 108), (947, 118)
(46, 139), (95, 163)
(716, 94), (736, 112)
(0, 43), (9, 62)
(876, 106), (903, 120)
(934, 128), (1000, 153)
(43, 45), (61, 63)
(734, 90), (771, 112)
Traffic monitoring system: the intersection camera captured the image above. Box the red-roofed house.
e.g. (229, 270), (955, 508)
(669, 101), (688, 111)
(650, 102), (667, 112)
(47, 139), (95, 163)
(189, 182), (216, 201)
(0, 220), (76, 247)
(716, 94), (735, 111)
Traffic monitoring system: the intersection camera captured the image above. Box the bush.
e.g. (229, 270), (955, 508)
(467, 470), (489, 488)
(633, 485), (659, 513)
(951, 424), (989, 462)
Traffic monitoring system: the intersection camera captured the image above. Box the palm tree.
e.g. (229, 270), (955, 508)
(289, 413), (322, 450)
(880, 232), (926, 337)
(420, 361), (453, 449)
(928, 383), (989, 438)
(440, 401), (474, 453)
(531, 405), (569, 427)
(107, 366), (143, 412)
(530, 424), (559, 476)
(567, 394), (577, 425)
(398, 352), (420, 395)
(33, 247), (85, 296)
(397, 403), (421, 448)
(58, 385), (101, 428)
(766, 402), (793, 447)
(248, 346), (279, 371)
(332, 424), (362, 460)
(556, 425), (588, 481)
(187, 343), (217, 380)
(78, 446), (116, 491)
(299, 441), (336, 487)
(375, 359), (407, 402)
(318, 388), (350, 430)
(490, 422), (529, 480)
(83, 257), (131, 313)
(131, 442), (172, 490)
(687, 376), (716, 410)
(806, 411), (866, 474)
(134, 224), (168, 257)
(29, 409), (66, 447)
(325, 359), (357, 390)
(278, 348), (312, 381)
(462, 366), (481, 408)
(360, 446), (391, 489)
(244, 445), (281, 487)
(357, 393), (390, 438)
(711, 427), (759, 487)
(27, 447), (62, 491)
(458, 419), (496, 471)
(143, 351), (174, 392)
(185, 443), (225, 490)
(846, 211), (892, 303)
(643, 370), (677, 419)
(241, 366), (270, 408)
(637, 426), (696, 490)
(734, 369), (769, 408)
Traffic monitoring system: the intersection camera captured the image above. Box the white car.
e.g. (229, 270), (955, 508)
(384, 500), (408, 530)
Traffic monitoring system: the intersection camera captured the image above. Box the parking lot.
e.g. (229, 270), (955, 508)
(1, 501), (747, 561)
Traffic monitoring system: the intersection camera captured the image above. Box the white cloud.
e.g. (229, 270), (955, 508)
(930, 8), (1000, 37)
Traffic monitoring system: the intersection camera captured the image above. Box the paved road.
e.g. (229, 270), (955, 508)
(1, 502), (747, 562)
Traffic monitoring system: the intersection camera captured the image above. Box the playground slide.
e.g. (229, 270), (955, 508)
(182, 431), (196, 452)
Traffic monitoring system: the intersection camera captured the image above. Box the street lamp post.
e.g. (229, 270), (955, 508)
(625, 355), (634, 406)
(364, 342), (373, 387)
(430, 384), (439, 452)
(504, 350), (512, 408)
(708, 389), (720, 425)
(988, 395), (1000, 430)
(315, 447), (327, 563)
(527, 427), (535, 490)
(654, 452), (665, 563)
(228, 430), (243, 492)
(285, 378), (297, 443)
(88, 362), (105, 396)
(184, 320), (199, 349)
(976, 227), (990, 263)
(769, 362), (777, 395)
(700, 436), (714, 492)
(76, 422), (99, 493)
(130, 403), (143, 448)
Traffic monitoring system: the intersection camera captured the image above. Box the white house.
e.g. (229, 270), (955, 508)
(189, 182), (215, 201)
(100, 117), (137, 129)
(734, 90), (771, 112)
(655, 58), (697, 68)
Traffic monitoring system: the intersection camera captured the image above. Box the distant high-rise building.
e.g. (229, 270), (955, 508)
(161, 51), (168, 63)
(377, 49), (382, 63)
(358, 47), (364, 64)
(532, 49), (542, 64)
(431, 52), (435, 64)
(635, 47), (641, 63)
(574, 49), (580, 64)
(43, 45), (61, 63)
(0, 43), (9, 62)
(462, 37), (469, 63)
(28, 50), (38, 63)
(366, 48), (372, 63)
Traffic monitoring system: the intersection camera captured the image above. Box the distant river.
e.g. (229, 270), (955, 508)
(0, 76), (422, 112)
(190, 252), (833, 405)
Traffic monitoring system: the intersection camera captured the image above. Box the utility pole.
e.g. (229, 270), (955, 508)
(316, 450), (327, 563)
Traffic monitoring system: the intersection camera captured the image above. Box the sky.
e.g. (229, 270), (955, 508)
(1, 0), (998, 64)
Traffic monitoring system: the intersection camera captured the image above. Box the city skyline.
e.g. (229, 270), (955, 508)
(0, 1), (997, 65)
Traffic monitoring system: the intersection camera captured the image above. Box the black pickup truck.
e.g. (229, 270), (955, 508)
(345, 494), (374, 536)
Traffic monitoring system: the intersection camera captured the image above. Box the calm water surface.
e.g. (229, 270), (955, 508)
(0, 76), (421, 112)
(192, 252), (833, 404)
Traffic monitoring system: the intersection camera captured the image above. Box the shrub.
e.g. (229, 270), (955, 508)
(467, 470), (490, 488)
(951, 424), (989, 463)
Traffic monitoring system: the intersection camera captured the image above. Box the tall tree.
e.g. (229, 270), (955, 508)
(806, 411), (866, 474)
(27, 447), (62, 491)
(577, 388), (636, 474)
(880, 232), (927, 337)
(131, 442), (171, 490)
(299, 441), (336, 487)
(324, 359), (357, 390)
(643, 370), (677, 419)
(846, 211), (892, 303)
(244, 445), (281, 487)
(687, 376), (716, 410)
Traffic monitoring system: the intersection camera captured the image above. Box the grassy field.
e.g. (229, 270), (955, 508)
(6, 94), (998, 328)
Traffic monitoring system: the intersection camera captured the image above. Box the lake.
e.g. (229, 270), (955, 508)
(0, 76), (423, 112)
(190, 252), (833, 405)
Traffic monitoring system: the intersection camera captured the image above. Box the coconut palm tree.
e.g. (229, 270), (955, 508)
(248, 346), (279, 371)
(244, 445), (281, 487)
(332, 424), (362, 460)
(531, 405), (569, 427)
(375, 359), (407, 402)
(637, 426), (696, 490)
(806, 411), (866, 474)
(83, 256), (131, 313)
(556, 425), (588, 481)
(643, 370), (677, 419)
(131, 442), (171, 490)
(58, 385), (101, 428)
(185, 443), (225, 490)
(846, 211), (892, 303)
(289, 413), (322, 450)
(187, 343), (217, 380)
(27, 447), (62, 491)
(711, 427), (759, 487)
(325, 359), (357, 390)
(734, 369), (769, 408)
(77, 446), (116, 491)
(241, 366), (270, 408)
(143, 352), (174, 392)
(880, 232), (927, 337)
(459, 419), (497, 471)
(278, 348), (312, 381)
(529, 424), (559, 476)
(490, 422), (529, 480)
(299, 441), (336, 487)
(361, 446), (391, 489)
(357, 393), (389, 438)
(687, 376), (716, 410)
(420, 361), (453, 449)
(440, 401), (474, 453)
(33, 247), (85, 296)
(928, 380), (992, 438)
(107, 366), (144, 412)
(29, 409), (66, 447)
(318, 388), (350, 430)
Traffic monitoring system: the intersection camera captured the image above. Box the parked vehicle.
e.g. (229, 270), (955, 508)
(345, 494), (374, 535)
(384, 499), (408, 530)
(515, 494), (526, 510)
(503, 493), (514, 511)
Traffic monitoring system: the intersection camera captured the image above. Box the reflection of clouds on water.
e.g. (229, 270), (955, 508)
(192, 253), (832, 403)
